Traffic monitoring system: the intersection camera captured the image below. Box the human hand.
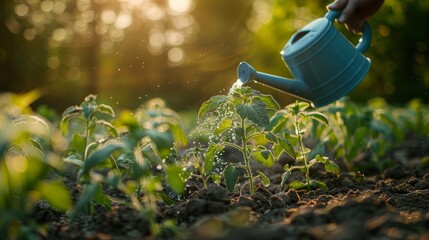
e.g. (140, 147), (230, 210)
(327, 0), (384, 34)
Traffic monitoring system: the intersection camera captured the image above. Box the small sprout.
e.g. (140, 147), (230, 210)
(275, 101), (339, 191)
(197, 86), (281, 196)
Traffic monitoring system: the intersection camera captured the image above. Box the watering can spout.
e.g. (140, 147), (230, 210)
(237, 61), (312, 102)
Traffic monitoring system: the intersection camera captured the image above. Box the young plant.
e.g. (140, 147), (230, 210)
(111, 98), (188, 237)
(313, 98), (418, 171)
(61, 94), (121, 218)
(271, 101), (340, 190)
(198, 86), (281, 196)
(181, 144), (223, 189)
(62, 95), (188, 237)
(0, 91), (71, 239)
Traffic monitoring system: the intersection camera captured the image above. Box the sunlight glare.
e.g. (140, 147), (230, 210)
(24, 28), (36, 40)
(165, 30), (184, 46)
(167, 0), (194, 14)
(40, 1), (54, 13)
(53, 1), (66, 14)
(144, 4), (165, 21)
(168, 47), (184, 63)
(127, 0), (143, 6)
(101, 9), (116, 24)
(15, 4), (29, 17)
(77, 0), (90, 11)
(115, 12), (132, 29)
(52, 28), (66, 41)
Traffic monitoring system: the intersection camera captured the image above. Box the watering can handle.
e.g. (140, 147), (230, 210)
(325, 10), (372, 53)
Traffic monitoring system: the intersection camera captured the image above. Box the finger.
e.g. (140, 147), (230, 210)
(347, 16), (365, 34)
(327, 0), (348, 10)
(338, 1), (358, 23)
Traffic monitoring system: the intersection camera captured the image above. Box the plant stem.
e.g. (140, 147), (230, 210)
(198, 153), (209, 189)
(241, 118), (255, 195)
(146, 194), (160, 236)
(335, 110), (353, 171)
(83, 118), (91, 161)
(295, 120), (311, 189)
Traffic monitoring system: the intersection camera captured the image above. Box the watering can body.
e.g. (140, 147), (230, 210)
(238, 10), (372, 107)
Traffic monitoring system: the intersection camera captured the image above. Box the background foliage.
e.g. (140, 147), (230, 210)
(0, 0), (428, 111)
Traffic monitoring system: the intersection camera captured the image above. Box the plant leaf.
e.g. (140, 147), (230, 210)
(257, 170), (270, 187)
(288, 180), (308, 190)
(223, 164), (239, 192)
(214, 118), (233, 135)
(236, 99), (269, 128)
(269, 112), (287, 133)
(315, 154), (328, 164)
(81, 101), (97, 120)
(255, 94), (280, 110)
(61, 106), (82, 134)
(181, 165), (195, 181)
(62, 105), (82, 119)
(234, 127), (244, 137)
(252, 149), (274, 167)
(63, 154), (84, 167)
(93, 183), (111, 210)
(204, 143), (223, 175)
(198, 95), (228, 119)
(273, 143), (283, 158)
(83, 144), (123, 175)
(166, 164), (186, 194)
(69, 183), (99, 220)
(169, 124), (188, 147)
(281, 170), (291, 189)
(38, 180), (72, 211)
(264, 132), (278, 143)
(306, 111), (329, 126)
(96, 120), (119, 137)
(310, 180), (328, 189)
(211, 173), (221, 185)
(325, 160), (341, 176)
(97, 104), (115, 117)
(278, 137), (295, 159)
(69, 133), (86, 156)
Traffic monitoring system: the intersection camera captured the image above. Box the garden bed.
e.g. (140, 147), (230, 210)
(36, 140), (429, 240)
(1, 90), (429, 240)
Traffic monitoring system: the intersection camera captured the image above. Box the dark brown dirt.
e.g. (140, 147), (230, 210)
(33, 139), (429, 240)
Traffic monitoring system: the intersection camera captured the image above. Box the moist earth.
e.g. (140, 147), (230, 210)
(32, 139), (429, 240)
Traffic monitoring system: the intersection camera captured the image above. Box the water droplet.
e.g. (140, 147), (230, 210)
(228, 79), (243, 96)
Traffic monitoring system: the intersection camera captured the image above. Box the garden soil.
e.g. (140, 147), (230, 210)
(32, 138), (429, 240)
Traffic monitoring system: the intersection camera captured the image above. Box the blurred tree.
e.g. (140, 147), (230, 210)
(3, 0), (198, 94)
(248, 0), (429, 105)
(2, 0), (427, 111)
(1, 0), (255, 111)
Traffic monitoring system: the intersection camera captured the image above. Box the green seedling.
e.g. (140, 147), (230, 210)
(271, 101), (340, 190)
(198, 86), (281, 195)
(61, 94), (121, 218)
(313, 98), (427, 171)
(62, 95), (187, 236)
(111, 98), (188, 237)
(0, 91), (71, 239)
(181, 144), (223, 189)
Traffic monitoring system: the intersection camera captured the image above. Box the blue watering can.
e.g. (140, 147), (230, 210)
(237, 10), (372, 107)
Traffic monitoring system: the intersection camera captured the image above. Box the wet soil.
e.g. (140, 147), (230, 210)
(33, 139), (429, 240)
